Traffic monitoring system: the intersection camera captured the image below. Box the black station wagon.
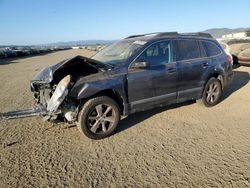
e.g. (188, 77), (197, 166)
(1, 32), (233, 139)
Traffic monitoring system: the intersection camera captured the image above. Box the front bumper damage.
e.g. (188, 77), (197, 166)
(45, 75), (72, 119)
(0, 75), (76, 122)
(0, 56), (106, 122)
(0, 105), (46, 120)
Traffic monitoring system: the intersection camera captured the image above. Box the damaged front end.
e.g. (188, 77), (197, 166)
(1, 56), (105, 122)
(31, 73), (75, 121)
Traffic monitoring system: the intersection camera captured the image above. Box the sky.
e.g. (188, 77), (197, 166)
(0, 0), (250, 45)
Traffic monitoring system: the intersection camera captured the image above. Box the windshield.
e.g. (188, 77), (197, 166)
(92, 40), (146, 66)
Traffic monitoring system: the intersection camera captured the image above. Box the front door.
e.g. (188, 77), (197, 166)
(127, 40), (177, 112)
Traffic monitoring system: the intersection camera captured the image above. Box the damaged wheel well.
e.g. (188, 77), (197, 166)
(78, 89), (125, 115)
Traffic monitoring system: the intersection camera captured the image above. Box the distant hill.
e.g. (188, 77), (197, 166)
(202, 27), (250, 38)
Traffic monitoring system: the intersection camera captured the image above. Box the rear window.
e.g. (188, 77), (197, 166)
(175, 40), (200, 61)
(202, 41), (222, 57)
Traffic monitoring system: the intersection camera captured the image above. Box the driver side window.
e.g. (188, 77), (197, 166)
(136, 41), (172, 66)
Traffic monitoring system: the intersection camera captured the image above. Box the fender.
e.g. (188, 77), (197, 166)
(68, 73), (127, 102)
(204, 61), (226, 89)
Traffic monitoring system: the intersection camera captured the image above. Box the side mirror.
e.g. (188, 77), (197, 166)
(131, 61), (150, 69)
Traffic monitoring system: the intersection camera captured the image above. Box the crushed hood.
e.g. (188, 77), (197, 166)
(31, 55), (112, 85)
(49, 55), (110, 73)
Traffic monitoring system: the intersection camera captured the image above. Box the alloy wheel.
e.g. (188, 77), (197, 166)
(87, 104), (116, 134)
(206, 82), (220, 103)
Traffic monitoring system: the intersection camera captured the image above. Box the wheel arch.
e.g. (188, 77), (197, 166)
(205, 71), (224, 90)
(77, 89), (126, 116)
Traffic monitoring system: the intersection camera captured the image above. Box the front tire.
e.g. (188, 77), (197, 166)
(201, 78), (222, 107)
(77, 96), (120, 139)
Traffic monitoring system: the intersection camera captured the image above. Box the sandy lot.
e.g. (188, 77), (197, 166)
(230, 43), (250, 56)
(0, 49), (250, 187)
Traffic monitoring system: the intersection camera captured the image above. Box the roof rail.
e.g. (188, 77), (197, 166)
(125, 32), (213, 39)
(125, 34), (145, 39)
(180, 32), (213, 38)
(125, 32), (179, 39)
(155, 32), (179, 37)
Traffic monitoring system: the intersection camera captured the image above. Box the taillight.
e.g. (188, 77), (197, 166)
(226, 54), (233, 65)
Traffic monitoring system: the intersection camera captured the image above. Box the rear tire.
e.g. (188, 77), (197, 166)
(77, 96), (120, 139)
(201, 77), (222, 107)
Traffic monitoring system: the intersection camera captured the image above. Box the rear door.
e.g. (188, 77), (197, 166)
(174, 39), (210, 101)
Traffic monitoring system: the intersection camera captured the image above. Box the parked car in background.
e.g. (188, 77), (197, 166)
(4, 49), (17, 58)
(0, 50), (5, 58)
(238, 48), (250, 65)
(1, 32), (233, 139)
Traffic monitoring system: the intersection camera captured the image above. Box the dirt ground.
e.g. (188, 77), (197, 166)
(0, 49), (250, 187)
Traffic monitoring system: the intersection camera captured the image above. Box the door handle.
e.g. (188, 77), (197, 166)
(167, 67), (176, 74)
(203, 62), (209, 68)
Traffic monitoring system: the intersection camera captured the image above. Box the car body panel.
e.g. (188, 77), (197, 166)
(68, 70), (127, 101)
(176, 58), (210, 101)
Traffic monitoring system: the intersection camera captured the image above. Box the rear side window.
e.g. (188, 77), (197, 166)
(199, 41), (207, 57)
(175, 40), (200, 61)
(202, 41), (222, 57)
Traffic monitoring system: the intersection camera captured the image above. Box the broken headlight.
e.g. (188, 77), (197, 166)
(32, 67), (53, 83)
(46, 75), (72, 114)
